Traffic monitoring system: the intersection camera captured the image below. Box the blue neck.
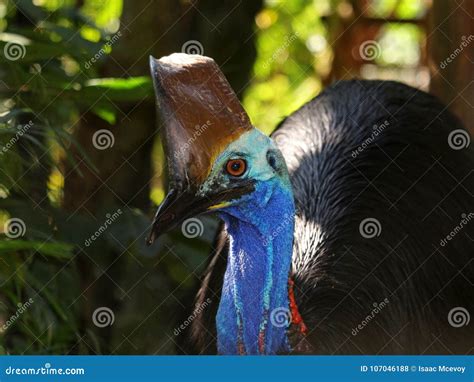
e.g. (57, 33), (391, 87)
(216, 180), (295, 354)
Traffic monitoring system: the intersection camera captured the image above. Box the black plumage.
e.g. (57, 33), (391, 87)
(187, 80), (473, 354)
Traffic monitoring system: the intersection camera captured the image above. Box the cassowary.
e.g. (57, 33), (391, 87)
(147, 53), (474, 355)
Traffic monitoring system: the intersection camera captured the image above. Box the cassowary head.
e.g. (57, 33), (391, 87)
(147, 53), (296, 355)
(147, 53), (292, 243)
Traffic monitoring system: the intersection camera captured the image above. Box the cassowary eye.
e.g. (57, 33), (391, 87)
(225, 159), (247, 177)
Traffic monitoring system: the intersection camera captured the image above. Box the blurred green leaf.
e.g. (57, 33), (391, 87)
(0, 39), (73, 63)
(61, 77), (153, 107)
(0, 240), (74, 259)
(92, 104), (117, 124)
(15, 0), (48, 21)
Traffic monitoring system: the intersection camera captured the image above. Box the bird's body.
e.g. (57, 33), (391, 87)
(189, 80), (474, 354)
(148, 55), (473, 355)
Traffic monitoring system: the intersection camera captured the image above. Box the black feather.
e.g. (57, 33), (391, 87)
(189, 80), (474, 354)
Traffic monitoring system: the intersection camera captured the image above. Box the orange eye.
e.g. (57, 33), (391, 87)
(225, 159), (247, 177)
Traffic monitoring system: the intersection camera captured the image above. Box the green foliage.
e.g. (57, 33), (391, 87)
(0, 0), (217, 354)
(0, 240), (73, 258)
(0, 0), (160, 355)
(243, 0), (427, 133)
(377, 23), (423, 67)
(243, 1), (325, 133)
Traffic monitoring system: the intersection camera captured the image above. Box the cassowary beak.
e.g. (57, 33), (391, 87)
(147, 53), (254, 245)
(146, 181), (255, 245)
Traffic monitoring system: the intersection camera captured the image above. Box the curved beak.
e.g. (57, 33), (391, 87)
(146, 180), (255, 245)
(147, 53), (254, 245)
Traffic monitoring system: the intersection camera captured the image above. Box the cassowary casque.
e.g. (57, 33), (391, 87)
(148, 53), (474, 355)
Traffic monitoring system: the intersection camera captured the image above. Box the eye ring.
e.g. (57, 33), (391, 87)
(225, 158), (247, 177)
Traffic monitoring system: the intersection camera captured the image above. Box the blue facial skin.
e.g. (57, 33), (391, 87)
(199, 129), (295, 355)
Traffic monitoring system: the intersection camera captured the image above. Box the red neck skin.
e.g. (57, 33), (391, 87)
(288, 278), (308, 335)
(237, 278), (307, 355)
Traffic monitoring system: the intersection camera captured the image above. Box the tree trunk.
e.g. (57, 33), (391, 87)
(63, 0), (262, 354)
(428, 1), (473, 134)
